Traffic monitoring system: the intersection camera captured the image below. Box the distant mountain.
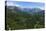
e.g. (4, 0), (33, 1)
(37, 10), (45, 15)
(7, 6), (45, 15)
(7, 6), (15, 9)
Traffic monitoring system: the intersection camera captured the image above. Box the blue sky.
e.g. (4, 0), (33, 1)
(7, 1), (45, 10)
(6, 0), (44, 2)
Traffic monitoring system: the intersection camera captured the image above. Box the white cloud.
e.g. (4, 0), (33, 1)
(15, 4), (20, 7)
(7, 2), (15, 6)
(37, 7), (44, 10)
(40, 7), (45, 10)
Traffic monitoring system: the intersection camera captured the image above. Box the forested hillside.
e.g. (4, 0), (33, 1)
(5, 6), (45, 30)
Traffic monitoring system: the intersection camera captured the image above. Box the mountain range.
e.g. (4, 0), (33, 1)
(7, 6), (45, 15)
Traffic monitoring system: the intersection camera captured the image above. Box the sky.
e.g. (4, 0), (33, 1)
(6, 0), (44, 2)
(6, 1), (45, 10)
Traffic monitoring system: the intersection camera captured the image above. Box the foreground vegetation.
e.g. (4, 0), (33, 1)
(5, 6), (45, 30)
